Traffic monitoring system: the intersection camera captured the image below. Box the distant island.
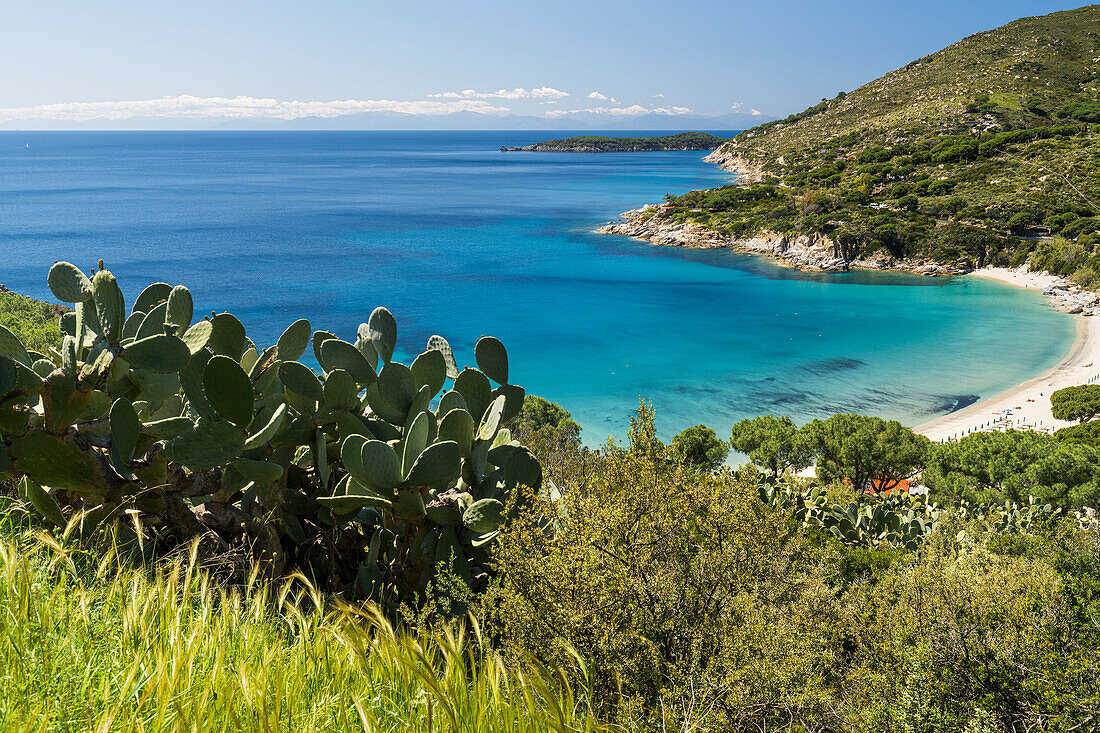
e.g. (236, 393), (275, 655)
(500, 132), (730, 153)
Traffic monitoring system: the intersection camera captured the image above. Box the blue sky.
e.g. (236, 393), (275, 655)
(0, 0), (1087, 126)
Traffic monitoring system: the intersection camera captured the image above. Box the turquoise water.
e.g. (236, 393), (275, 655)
(0, 131), (1075, 442)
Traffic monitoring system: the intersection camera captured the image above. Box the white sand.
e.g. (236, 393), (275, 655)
(916, 267), (1100, 442)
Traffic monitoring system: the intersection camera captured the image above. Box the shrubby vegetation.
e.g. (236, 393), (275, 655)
(483, 404), (1100, 731)
(0, 287), (64, 354)
(659, 121), (1100, 273)
(5, 280), (1100, 730)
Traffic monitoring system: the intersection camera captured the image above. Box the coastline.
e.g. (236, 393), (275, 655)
(915, 268), (1100, 441)
(600, 148), (1100, 442)
(597, 205), (970, 276)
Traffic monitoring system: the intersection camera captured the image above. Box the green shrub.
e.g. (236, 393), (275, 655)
(483, 449), (838, 730)
(839, 524), (1099, 730)
(0, 289), (63, 354)
(1056, 100), (1100, 123)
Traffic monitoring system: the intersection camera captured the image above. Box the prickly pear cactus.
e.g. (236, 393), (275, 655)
(0, 260), (540, 609)
(759, 479), (1062, 550)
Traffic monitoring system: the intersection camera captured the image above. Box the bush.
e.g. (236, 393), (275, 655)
(840, 525), (1099, 730)
(0, 289), (63, 354)
(483, 448), (838, 730)
(1056, 100), (1100, 123)
(483, 420), (1100, 730)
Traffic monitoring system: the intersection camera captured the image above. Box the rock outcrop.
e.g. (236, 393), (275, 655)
(597, 206), (967, 275)
(1042, 280), (1100, 316)
(701, 147), (767, 183)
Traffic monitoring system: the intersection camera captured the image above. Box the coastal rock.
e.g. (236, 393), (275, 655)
(702, 146), (768, 183)
(599, 207), (969, 276)
(599, 210), (1096, 316)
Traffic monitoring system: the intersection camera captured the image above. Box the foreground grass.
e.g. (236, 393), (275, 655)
(0, 510), (610, 732)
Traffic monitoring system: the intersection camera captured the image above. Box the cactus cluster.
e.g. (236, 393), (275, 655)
(760, 482), (1062, 550)
(0, 260), (539, 607)
(814, 496), (938, 550)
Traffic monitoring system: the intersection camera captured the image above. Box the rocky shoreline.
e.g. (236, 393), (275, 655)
(501, 143), (722, 152)
(597, 205), (1100, 315)
(701, 147), (768, 183)
(1032, 275), (1100, 316)
(597, 205), (965, 275)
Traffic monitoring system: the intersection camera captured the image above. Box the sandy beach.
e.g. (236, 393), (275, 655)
(916, 267), (1100, 442)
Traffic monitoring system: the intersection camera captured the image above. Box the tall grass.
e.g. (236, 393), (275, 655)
(0, 509), (612, 732)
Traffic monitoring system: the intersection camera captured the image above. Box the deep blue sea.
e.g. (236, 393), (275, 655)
(0, 131), (1076, 442)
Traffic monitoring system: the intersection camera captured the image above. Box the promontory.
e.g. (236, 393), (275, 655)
(601, 5), (1100, 290)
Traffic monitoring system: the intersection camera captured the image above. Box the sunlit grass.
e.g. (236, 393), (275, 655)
(0, 508), (612, 732)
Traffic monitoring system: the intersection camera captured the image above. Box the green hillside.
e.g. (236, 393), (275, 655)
(655, 5), (1100, 282)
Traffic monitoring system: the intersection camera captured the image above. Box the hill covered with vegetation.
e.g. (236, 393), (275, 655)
(501, 131), (729, 152)
(646, 5), (1100, 283)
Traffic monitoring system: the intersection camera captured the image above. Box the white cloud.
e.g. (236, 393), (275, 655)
(0, 94), (510, 122)
(730, 103), (764, 116)
(546, 104), (692, 118)
(587, 91), (618, 103)
(428, 86), (569, 101)
(653, 93), (664, 98)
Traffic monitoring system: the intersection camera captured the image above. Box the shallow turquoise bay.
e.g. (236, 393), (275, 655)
(0, 131), (1075, 442)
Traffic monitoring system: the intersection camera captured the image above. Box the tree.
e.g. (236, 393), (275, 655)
(897, 194), (919, 212)
(729, 415), (812, 478)
(627, 399), (665, 461)
(1051, 384), (1100, 423)
(1007, 212), (1034, 234)
(925, 430), (1100, 507)
(671, 425), (728, 472)
(802, 414), (930, 493)
(1055, 419), (1100, 448)
(512, 395), (581, 445)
